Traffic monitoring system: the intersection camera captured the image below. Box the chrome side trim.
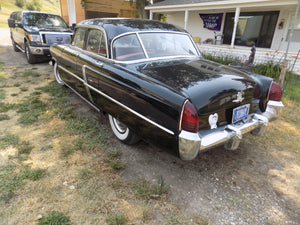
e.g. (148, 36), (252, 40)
(82, 65), (95, 104)
(57, 64), (175, 136)
(64, 82), (100, 112)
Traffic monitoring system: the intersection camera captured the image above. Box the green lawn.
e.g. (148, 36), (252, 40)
(0, 0), (61, 28)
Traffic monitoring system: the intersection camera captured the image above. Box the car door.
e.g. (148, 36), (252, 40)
(59, 27), (87, 93)
(76, 28), (109, 106)
(14, 12), (24, 48)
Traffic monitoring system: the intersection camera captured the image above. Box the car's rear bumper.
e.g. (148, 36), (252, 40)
(178, 100), (284, 160)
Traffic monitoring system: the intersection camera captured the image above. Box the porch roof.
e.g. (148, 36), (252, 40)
(145, 0), (298, 12)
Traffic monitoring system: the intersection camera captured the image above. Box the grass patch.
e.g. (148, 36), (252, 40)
(20, 70), (41, 78)
(132, 177), (168, 200)
(0, 133), (19, 148)
(165, 215), (183, 225)
(20, 87), (28, 92)
(283, 75), (300, 105)
(37, 211), (71, 225)
(0, 102), (15, 113)
(104, 151), (125, 171)
(18, 141), (33, 155)
(106, 214), (127, 225)
(15, 95), (47, 125)
(13, 83), (21, 87)
(0, 114), (10, 121)
(0, 164), (46, 203)
(0, 89), (5, 100)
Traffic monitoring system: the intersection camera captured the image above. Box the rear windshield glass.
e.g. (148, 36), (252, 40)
(112, 32), (198, 61)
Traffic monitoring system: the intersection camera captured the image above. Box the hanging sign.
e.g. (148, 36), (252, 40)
(199, 13), (223, 31)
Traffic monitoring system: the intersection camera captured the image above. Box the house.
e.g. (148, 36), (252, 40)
(146, 0), (300, 72)
(60, 0), (136, 25)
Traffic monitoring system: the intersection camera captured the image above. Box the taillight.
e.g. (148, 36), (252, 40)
(268, 82), (283, 101)
(181, 100), (198, 133)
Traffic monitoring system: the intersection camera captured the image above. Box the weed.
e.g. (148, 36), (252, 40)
(104, 151), (125, 171)
(132, 177), (168, 200)
(0, 114), (9, 121)
(106, 213), (127, 225)
(165, 215), (183, 225)
(37, 211), (71, 225)
(40, 144), (53, 152)
(11, 93), (18, 97)
(24, 168), (47, 181)
(78, 169), (92, 180)
(20, 87), (28, 92)
(13, 83), (21, 87)
(60, 142), (75, 158)
(18, 141), (33, 155)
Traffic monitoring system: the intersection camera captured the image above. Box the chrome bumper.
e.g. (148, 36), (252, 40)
(178, 101), (284, 160)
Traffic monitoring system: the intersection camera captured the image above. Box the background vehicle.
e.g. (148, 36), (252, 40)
(8, 11), (73, 64)
(50, 18), (284, 160)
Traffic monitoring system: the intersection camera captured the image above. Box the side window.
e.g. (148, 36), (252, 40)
(72, 28), (87, 49)
(16, 12), (22, 23)
(86, 29), (107, 57)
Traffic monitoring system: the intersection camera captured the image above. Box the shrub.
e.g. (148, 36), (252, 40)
(26, 0), (41, 11)
(15, 0), (24, 8)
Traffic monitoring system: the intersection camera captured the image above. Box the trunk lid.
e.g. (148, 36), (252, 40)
(136, 58), (257, 129)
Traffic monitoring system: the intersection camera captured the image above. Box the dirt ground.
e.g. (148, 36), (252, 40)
(0, 28), (299, 224)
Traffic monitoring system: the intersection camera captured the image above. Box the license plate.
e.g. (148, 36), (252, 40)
(232, 104), (250, 123)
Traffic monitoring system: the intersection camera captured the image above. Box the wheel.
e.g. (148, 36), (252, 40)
(11, 38), (20, 52)
(25, 42), (36, 64)
(53, 62), (65, 85)
(108, 114), (139, 145)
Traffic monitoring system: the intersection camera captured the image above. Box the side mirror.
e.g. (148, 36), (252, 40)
(8, 18), (15, 28)
(70, 23), (76, 30)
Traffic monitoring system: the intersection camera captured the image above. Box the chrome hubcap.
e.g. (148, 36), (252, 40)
(113, 118), (127, 134)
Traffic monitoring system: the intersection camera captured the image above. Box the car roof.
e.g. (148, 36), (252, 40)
(77, 18), (188, 44)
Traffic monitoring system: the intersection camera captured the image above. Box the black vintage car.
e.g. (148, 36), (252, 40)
(8, 11), (73, 64)
(50, 18), (284, 160)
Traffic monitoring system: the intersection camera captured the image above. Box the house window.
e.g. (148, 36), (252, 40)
(223, 11), (279, 48)
(286, 13), (300, 42)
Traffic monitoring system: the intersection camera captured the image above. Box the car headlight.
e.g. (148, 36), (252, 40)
(29, 34), (42, 44)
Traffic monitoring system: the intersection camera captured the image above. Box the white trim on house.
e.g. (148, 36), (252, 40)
(146, 0), (299, 52)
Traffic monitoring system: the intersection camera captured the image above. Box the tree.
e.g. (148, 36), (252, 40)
(128, 0), (164, 19)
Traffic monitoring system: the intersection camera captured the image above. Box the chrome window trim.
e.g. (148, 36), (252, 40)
(57, 64), (175, 136)
(111, 31), (200, 62)
(73, 25), (110, 58)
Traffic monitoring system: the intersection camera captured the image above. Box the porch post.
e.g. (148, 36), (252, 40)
(184, 10), (189, 30)
(149, 11), (153, 20)
(231, 7), (240, 47)
(67, 0), (76, 25)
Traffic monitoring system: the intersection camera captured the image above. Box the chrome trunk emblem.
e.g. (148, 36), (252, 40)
(209, 113), (218, 129)
(233, 91), (244, 103)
